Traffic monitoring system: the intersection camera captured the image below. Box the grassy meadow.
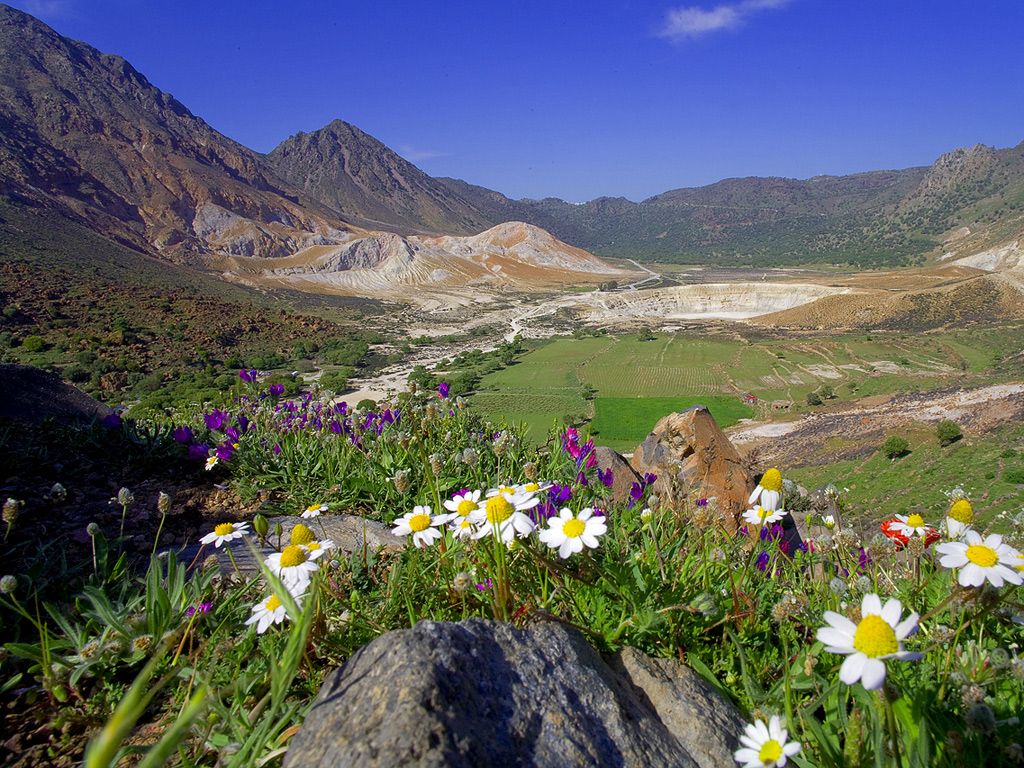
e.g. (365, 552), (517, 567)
(468, 326), (1024, 451)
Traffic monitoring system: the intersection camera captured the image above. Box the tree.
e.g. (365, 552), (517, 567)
(882, 435), (910, 459)
(936, 420), (962, 446)
(806, 392), (823, 406)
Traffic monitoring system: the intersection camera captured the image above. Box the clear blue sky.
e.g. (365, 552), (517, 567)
(10, 0), (1024, 201)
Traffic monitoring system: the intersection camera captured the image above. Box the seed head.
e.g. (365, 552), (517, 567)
(906, 535), (926, 558)
(647, 494), (660, 511)
(829, 577), (848, 597)
(0, 575), (18, 595)
(157, 492), (172, 515)
(117, 487), (135, 507)
(429, 453), (444, 475)
(960, 683), (986, 708)
(86, 522), (100, 537)
(131, 634), (153, 653)
(803, 654), (818, 677)
(49, 483), (67, 502)
(461, 447), (479, 467)
(393, 469), (411, 495)
(2, 498), (22, 525)
(965, 703), (996, 733)
(202, 554), (221, 572)
(453, 572), (473, 593)
(1005, 744), (1024, 765)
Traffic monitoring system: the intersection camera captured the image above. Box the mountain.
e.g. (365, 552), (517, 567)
(266, 120), (496, 235)
(0, 3), (356, 262)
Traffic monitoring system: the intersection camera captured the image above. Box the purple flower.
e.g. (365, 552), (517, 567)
(531, 501), (558, 523)
(627, 480), (645, 508)
(186, 601), (213, 618)
(334, 402), (348, 416)
(597, 468), (614, 488)
(576, 472), (588, 486)
(187, 443), (210, 462)
(438, 382), (450, 399)
(755, 551), (771, 572)
(224, 426), (240, 442)
(696, 497), (709, 508)
(643, 473), (657, 486)
(239, 368), (257, 383)
(268, 383), (285, 397)
(329, 420), (343, 434)
(549, 484), (572, 504)
(237, 415), (250, 433)
(272, 443), (281, 456)
(172, 426), (193, 444)
(204, 409), (228, 432)
(102, 412), (122, 430)
(215, 443), (234, 461)
(858, 548), (873, 572)
(475, 579), (492, 592)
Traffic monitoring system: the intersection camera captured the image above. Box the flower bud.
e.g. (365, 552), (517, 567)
(461, 447), (479, 467)
(253, 513), (269, 538)
(0, 575), (18, 595)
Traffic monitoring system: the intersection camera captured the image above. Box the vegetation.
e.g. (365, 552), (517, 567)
(883, 435), (911, 460)
(937, 420), (964, 447)
(3, 375), (1024, 766)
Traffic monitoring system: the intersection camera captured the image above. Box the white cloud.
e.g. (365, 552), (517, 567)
(397, 144), (448, 163)
(658, 0), (791, 41)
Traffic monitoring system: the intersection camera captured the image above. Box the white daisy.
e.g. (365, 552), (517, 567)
(302, 538), (335, 559)
(742, 506), (786, 527)
(815, 593), (921, 690)
(470, 489), (538, 542)
(245, 592), (303, 634)
(935, 530), (1023, 588)
(265, 545), (319, 592)
(449, 516), (477, 540)
(199, 521), (250, 548)
(440, 490), (482, 524)
(734, 715), (801, 768)
(204, 456), (219, 471)
(392, 505), (444, 548)
(888, 513), (930, 539)
(538, 507), (607, 559)
(748, 468), (783, 512)
(301, 503), (328, 519)
(944, 497), (974, 540)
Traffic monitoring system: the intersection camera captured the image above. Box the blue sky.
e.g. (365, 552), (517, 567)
(10, 0), (1024, 201)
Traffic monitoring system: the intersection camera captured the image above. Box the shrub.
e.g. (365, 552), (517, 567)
(806, 392), (822, 406)
(20, 334), (45, 353)
(320, 369), (352, 394)
(1003, 467), (1024, 485)
(936, 420), (962, 446)
(882, 435), (910, 459)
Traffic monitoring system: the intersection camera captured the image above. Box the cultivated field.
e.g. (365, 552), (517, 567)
(470, 325), (1024, 451)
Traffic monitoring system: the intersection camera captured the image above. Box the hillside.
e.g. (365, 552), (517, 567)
(0, 3), (357, 262)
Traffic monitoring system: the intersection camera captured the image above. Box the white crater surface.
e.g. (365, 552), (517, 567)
(583, 282), (849, 321)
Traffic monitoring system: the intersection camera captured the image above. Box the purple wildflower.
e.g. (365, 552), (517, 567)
(268, 383), (285, 397)
(272, 443), (281, 456)
(438, 381), (450, 399)
(187, 443), (210, 462)
(172, 426), (193, 444)
(236, 415), (250, 433)
(643, 473), (657, 486)
(696, 497), (709, 507)
(755, 551), (771, 572)
(334, 402), (348, 416)
(549, 484), (572, 504)
(204, 409), (228, 432)
(329, 420), (343, 434)
(224, 426), (240, 442)
(186, 601), (213, 618)
(597, 468), (614, 488)
(102, 412), (122, 430)
(475, 579), (493, 592)
(215, 443), (234, 461)
(239, 369), (257, 383)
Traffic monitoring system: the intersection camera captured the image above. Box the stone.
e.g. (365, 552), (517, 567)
(0, 363), (112, 424)
(592, 445), (644, 505)
(285, 618), (744, 768)
(171, 514), (405, 574)
(630, 406), (753, 530)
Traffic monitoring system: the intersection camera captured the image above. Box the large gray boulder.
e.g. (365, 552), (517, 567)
(285, 619), (744, 768)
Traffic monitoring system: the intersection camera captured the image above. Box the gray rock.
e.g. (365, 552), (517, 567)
(0, 363), (112, 424)
(174, 514), (405, 574)
(285, 619), (744, 768)
(592, 445), (644, 505)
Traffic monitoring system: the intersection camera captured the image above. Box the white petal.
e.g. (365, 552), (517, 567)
(860, 658), (887, 690)
(839, 653), (866, 685)
(861, 593), (882, 616)
(734, 748), (758, 763)
(748, 485), (763, 504)
(894, 613), (919, 640)
(959, 563), (986, 587)
(880, 598), (902, 626)
(823, 611), (857, 636)
(816, 627), (854, 649)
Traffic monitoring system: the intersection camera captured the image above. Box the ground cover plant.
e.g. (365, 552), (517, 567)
(468, 326), (1024, 448)
(2, 372), (1024, 766)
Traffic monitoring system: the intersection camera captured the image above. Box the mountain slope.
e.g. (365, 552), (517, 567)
(0, 3), (356, 261)
(266, 120), (496, 235)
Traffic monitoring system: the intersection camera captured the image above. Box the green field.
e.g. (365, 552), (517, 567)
(469, 327), (1024, 449)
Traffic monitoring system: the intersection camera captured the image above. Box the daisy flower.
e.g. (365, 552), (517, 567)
(200, 521), (250, 548)
(944, 497), (974, 539)
(245, 592), (304, 634)
(935, 530), (1023, 588)
(470, 489), (538, 542)
(734, 715), (801, 768)
(440, 490), (482, 524)
(204, 455), (219, 471)
(301, 503), (328, 519)
(815, 593), (922, 690)
(449, 516), (477, 540)
(265, 545), (319, 592)
(538, 507), (607, 559)
(749, 468), (784, 512)
(742, 506), (786, 527)
(881, 514), (940, 549)
(392, 506), (444, 548)
(302, 538), (335, 559)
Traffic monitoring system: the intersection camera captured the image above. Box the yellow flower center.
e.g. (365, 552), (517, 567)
(279, 545), (307, 568)
(499, 485), (516, 495)
(214, 523), (235, 536)
(305, 504), (321, 513)
(306, 541), (322, 551)
(290, 523), (315, 545)
(563, 518), (586, 538)
(852, 614), (898, 658)
(486, 496), (515, 524)
(965, 544), (998, 567)
(755, 506), (769, 521)
(758, 739), (784, 764)
(524, 483), (540, 492)
(1016, 554), (1024, 572)
(408, 513), (432, 532)
(905, 514), (925, 528)
(457, 519), (472, 529)
(456, 499), (477, 517)
(265, 595), (282, 611)
(761, 468), (783, 492)
(949, 499), (974, 524)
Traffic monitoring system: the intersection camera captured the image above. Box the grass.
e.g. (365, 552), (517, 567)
(470, 327), (1024, 446)
(787, 422), (1024, 526)
(591, 396), (754, 451)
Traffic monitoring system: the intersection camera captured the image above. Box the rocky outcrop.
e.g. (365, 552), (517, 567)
(285, 619), (744, 768)
(593, 446), (644, 506)
(630, 406), (752, 530)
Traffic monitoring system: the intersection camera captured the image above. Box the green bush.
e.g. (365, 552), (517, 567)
(882, 435), (910, 459)
(20, 334), (45, 353)
(319, 369), (352, 394)
(806, 392), (822, 406)
(936, 419), (962, 446)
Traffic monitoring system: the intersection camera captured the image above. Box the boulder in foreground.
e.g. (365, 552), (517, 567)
(285, 618), (743, 767)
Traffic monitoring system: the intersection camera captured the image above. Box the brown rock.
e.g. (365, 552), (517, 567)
(592, 445), (643, 505)
(630, 406), (752, 530)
